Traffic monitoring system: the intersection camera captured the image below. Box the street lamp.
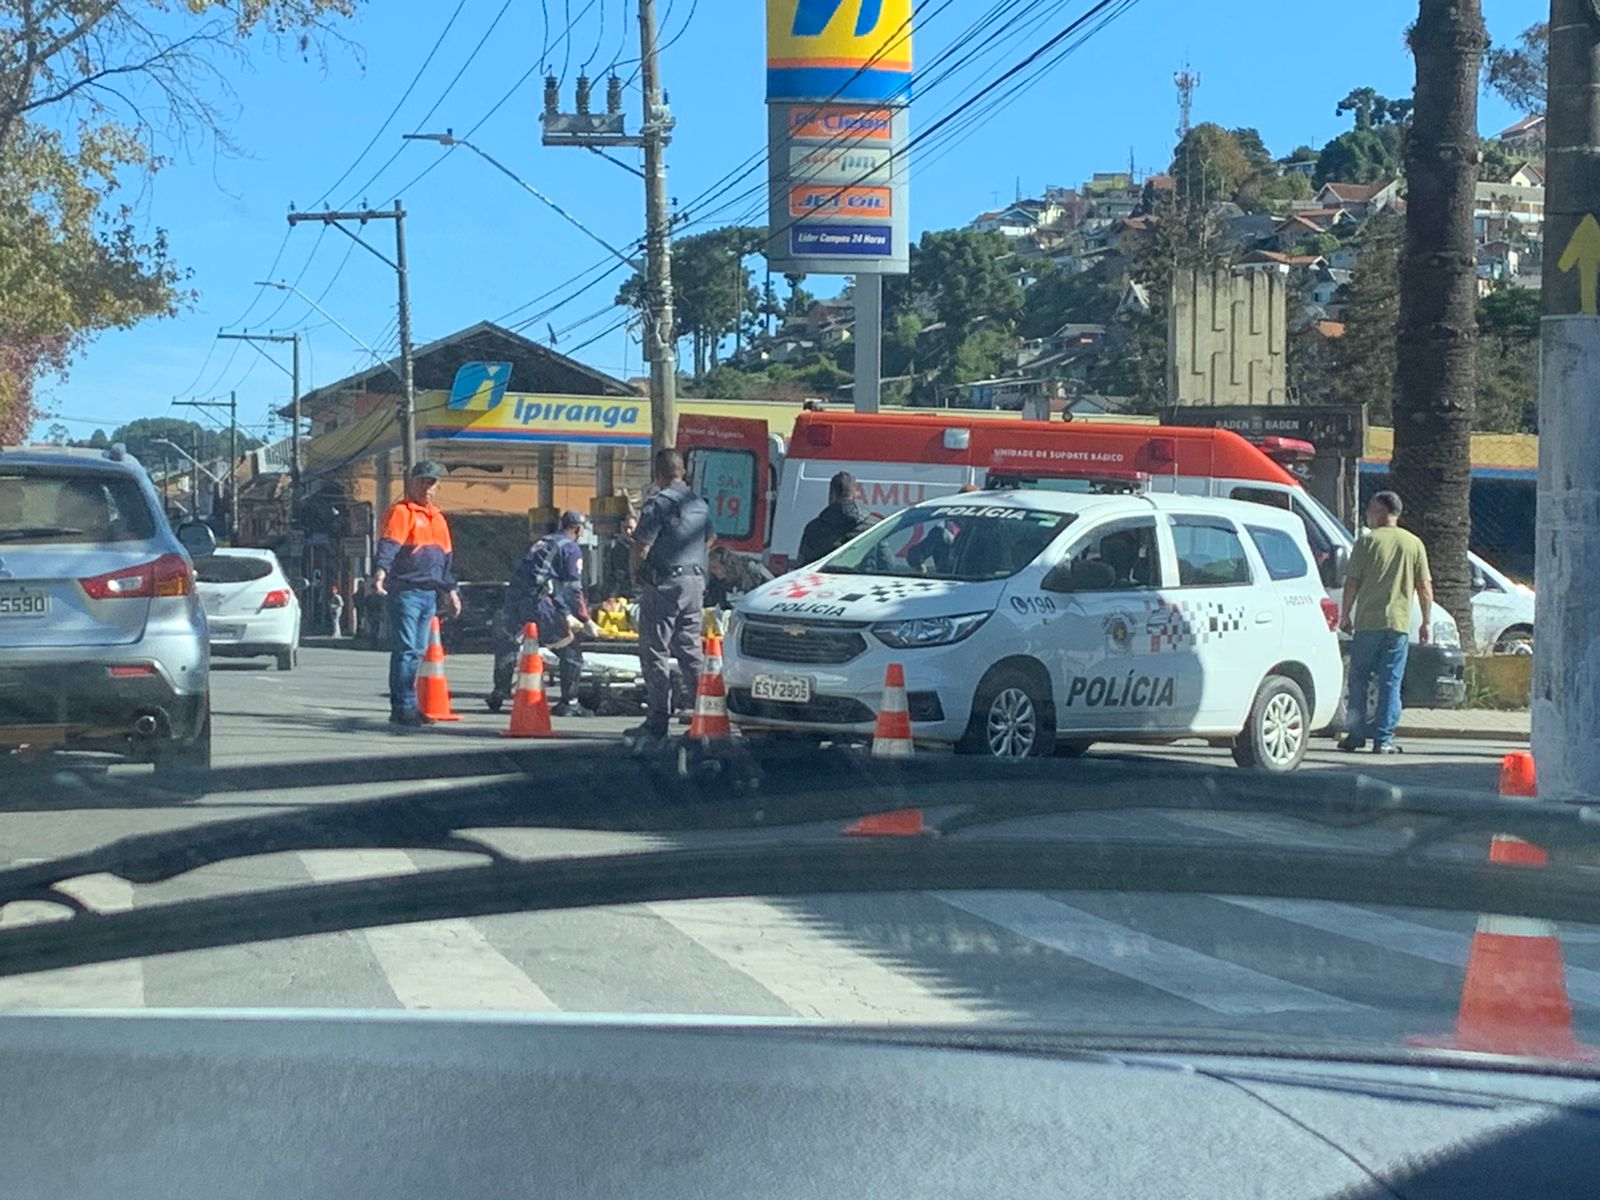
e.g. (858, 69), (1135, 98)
(253, 281), (404, 388)
(404, 131), (644, 274)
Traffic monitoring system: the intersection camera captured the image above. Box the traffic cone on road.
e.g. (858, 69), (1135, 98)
(1411, 752), (1596, 1058)
(1500, 750), (1538, 798)
(502, 624), (555, 739)
(870, 663), (914, 760)
(687, 632), (732, 741)
(842, 808), (935, 838)
(415, 617), (462, 722)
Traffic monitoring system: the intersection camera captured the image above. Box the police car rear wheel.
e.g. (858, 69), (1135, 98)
(1233, 676), (1309, 772)
(961, 668), (1053, 760)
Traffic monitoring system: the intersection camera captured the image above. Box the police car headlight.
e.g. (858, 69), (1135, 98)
(724, 610), (745, 647)
(1432, 611), (1462, 649)
(873, 612), (990, 649)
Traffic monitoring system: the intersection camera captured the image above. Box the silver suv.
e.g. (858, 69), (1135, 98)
(0, 445), (215, 776)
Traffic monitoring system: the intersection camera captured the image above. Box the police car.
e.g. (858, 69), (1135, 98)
(722, 490), (1344, 771)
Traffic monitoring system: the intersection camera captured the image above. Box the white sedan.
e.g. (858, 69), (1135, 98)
(194, 548), (301, 671)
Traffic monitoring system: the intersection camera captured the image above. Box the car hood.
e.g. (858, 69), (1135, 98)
(737, 570), (1007, 622)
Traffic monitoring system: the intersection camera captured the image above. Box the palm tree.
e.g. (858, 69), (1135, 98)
(1391, 0), (1488, 650)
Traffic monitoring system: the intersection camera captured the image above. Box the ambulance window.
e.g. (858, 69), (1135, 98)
(1058, 518), (1162, 591)
(688, 448), (756, 541)
(1170, 517), (1253, 587)
(1246, 526), (1311, 582)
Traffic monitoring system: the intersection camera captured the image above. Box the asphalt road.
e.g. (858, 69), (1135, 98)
(0, 646), (1585, 1056)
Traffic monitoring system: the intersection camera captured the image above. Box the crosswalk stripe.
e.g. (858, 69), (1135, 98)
(299, 851), (559, 1012)
(0, 873), (142, 1009)
(936, 891), (1365, 1016)
(1222, 896), (1600, 1007)
(648, 898), (979, 1022)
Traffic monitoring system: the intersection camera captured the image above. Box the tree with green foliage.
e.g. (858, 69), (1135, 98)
(1017, 261), (1122, 339)
(1475, 287), (1538, 433)
(108, 417), (260, 467)
(619, 225), (763, 379)
(1478, 138), (1529, 183)
(906, 228), (1023, 391)
(0, 0), (357, 441)
(1316, 87), (1412, 185)
(1315, 125), (1405, 185)
(1485, 22), (1547, 115)
(1335, 87), (1414, 130)
(1323, 214), (1402, 422)
(1170, 123), (1254, 206)
(1252, 170), (1314, 205)
(1230, 127), (1273, 170)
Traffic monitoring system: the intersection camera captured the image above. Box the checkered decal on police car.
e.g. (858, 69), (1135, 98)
(1144, 598), (1248, 652)
(863, 580), (942, 603)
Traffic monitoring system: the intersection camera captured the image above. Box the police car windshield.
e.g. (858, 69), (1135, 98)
(821, 502), (1075, 582)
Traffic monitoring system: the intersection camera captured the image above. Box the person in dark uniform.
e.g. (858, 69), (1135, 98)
(626, 450), (712, 751)
(797, 471), (874, 565)
(601, 512), (638, 600)
(492, 510), (597, 716)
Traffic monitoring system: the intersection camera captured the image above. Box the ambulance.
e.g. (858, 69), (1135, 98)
(681, 409), (1469, 710)
(719, 488), (1344, 770)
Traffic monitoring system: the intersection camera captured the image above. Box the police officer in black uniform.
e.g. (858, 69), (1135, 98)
(626, 449), (712, 751)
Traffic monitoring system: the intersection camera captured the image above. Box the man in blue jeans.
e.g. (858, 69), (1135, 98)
(1339, 491), (1434, 755)
(372, 461), (462, 727)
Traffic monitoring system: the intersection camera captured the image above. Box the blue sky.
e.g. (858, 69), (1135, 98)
(35, 0), (1534, 444)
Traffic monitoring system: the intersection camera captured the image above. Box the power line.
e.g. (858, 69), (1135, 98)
(378, 62), (540, 201)
(343, 0), (521, 205)
(316, 0), (472, 206)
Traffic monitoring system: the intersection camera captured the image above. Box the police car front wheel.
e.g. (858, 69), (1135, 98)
(1232, 676), (1310, 773)
(960, 667), (1054, 760)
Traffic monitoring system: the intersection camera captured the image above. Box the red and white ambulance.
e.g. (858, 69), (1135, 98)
(680, 409), (1468, 709)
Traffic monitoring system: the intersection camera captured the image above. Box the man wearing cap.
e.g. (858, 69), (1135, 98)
(498, 509), (598, 717)
(372, 462), (462, 727)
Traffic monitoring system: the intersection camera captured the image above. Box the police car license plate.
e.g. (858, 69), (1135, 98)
(0, 589), (49, 618)
(752, 674), (812, 704)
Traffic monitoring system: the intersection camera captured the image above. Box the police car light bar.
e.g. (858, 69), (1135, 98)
(988, 469), (1151, 494)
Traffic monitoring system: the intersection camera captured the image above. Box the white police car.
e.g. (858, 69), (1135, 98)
(723, 490), (1344, 771)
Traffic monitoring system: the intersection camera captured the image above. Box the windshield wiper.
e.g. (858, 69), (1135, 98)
(5, 746), (1600, 977)
(0, 526), (83, 542)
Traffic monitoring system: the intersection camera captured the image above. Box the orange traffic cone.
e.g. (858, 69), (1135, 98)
(1411, 752), (1596, 1058)
(687, 632), (732, 741)
(871, 663), (914, 760)
(415, 616), (462, 722)
(502, 623), (555, 739)
(1500, 750), (1537, 798)
(842, 809), (935, 838)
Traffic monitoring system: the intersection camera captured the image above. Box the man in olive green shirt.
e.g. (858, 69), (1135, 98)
(1338, 491), (1435, 754)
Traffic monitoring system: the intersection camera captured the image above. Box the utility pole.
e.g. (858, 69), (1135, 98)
(218, 331), (303, 509)
(638, 0), (677, 454)
(542, 3), (677, 457)
(176, 392), (239, 542)
(287, 205), (416, 473)
(1536, 0), (1600, 802)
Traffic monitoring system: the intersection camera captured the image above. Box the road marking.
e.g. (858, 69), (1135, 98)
(648, 898), (980, 1022)
(0, 873), (142, 1009)
(299, 851), (558, 1012)
(936, 891), (1363, 1016)
(1222, 896), (1600, 1007)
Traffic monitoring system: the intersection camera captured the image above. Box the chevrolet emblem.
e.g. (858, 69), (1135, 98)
(783, 625), (807, 637)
